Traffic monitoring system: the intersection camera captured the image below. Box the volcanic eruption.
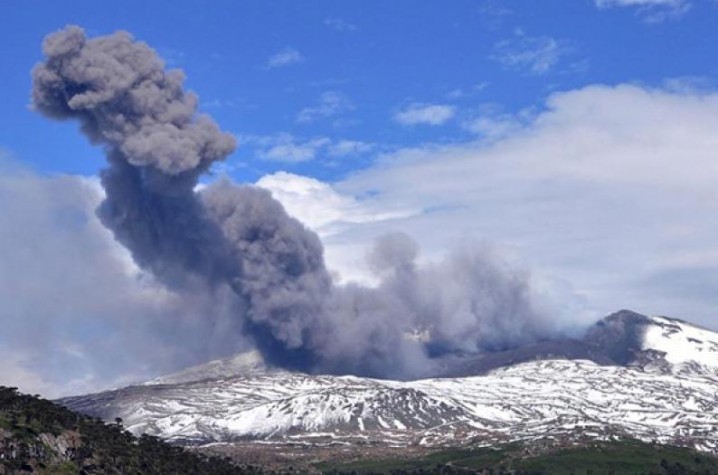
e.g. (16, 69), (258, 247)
(32, 25), (574, 379)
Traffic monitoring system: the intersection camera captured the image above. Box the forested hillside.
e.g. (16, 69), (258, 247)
(0, 386), (259, 474)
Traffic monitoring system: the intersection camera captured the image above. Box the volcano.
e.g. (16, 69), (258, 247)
(59, 310), (718, 456)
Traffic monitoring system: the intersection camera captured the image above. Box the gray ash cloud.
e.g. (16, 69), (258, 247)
(32, 25), (571, 379)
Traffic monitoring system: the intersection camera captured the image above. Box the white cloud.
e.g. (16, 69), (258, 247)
(327, 139), (374, 157)
(595, 0), (691, 22)
(0, 163), (255, 397)
(477, 1), (513, 29)
(256, 171), (414, 237)
(662, 76), (716, 94)
(595, 0), (685, 7)
(266, 48), (304, 68)
(244, 133), (372, 163)
(492, 31), (570, 75)
(0, 352), (59, 397)
(461, 103), (538, 140)
(324, 17), (359, 32)
(463, 115), (523, 140)
(394, 103), (456, 126)
(255, 172), (417, 285)
(296, 91), (353, 123)
(267, 84), (718, 328)
(447, 82), (489, 100)
(256, 134), (330, 163)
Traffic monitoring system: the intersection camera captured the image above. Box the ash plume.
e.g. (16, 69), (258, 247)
(32, 26), (574, 380)
(32, 25), (237, 285)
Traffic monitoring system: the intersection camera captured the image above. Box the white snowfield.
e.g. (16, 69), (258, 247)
(642, 316), (718, 373)
(61, 316), (718, 454)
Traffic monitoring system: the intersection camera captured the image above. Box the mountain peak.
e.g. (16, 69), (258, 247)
(147, 350), (273, 386)
(602, 309), (653, 324)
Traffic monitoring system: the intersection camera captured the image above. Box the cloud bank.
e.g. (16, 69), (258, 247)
(321, 84), (718, 327)
(0, 163), (253, 397)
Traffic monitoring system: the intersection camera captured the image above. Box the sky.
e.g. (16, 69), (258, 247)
(2, 0), (718, 396)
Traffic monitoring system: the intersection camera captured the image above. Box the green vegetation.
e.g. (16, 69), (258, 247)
(320, 440), (718, 474)
(0, 386), (260, 474)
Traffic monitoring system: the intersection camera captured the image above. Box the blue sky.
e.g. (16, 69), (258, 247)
(3, 0), (718, 396)
(3, 0), (718, 182)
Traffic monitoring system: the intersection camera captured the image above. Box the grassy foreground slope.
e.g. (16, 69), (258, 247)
(319, 441), (718, 474)
(0, 386), (260, 474)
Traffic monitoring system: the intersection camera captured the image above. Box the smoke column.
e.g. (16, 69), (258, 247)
(33, 26), (568, 379)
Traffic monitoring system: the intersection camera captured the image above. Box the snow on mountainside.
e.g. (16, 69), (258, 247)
(435, 310), (718, 378)
(641, 316), (718, 375)
(147, 350), (270, 385)
(59, 311), (718, 455)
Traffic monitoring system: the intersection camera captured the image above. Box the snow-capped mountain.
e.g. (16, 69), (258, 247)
(59, 311), (718, 454)
(440, 310), (718, 378)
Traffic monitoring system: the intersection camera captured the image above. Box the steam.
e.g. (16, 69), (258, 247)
(32, 26), (571, 379)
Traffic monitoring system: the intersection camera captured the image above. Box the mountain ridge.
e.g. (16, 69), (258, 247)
(143, 309), (718, 385)
(58, 310), (718, 456)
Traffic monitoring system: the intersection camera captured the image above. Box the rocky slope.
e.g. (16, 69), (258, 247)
(59, 311), (718, 454)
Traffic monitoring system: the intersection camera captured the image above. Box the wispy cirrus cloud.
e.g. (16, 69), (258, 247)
(327, 139), (374, 157)
(477, 1), (513, 30)
(594, 0), (691, 22)
(296, 91), (354, 124)
(265, 48), (304, 69)
(447, 82), (489, 100)
(324, 17), (359, 32)
(462, 114), (523, 140)
(492, 30), (572, 75)
(394, 103), (456, 126)
(461, 103), (536, 140)
(242, 133), (372, 163)
(253, 134), (330, 163)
